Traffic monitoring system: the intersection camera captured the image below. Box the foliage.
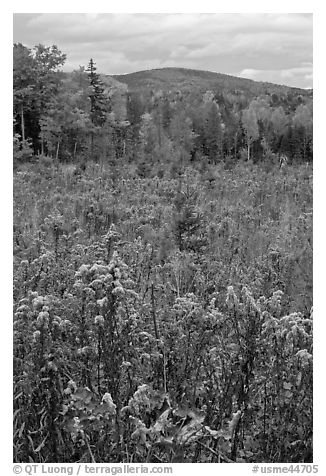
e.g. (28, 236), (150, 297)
(13, 159), (312, 463)
(13, 41), (313, 463)
(13, 45), (313, 165)
(86, 59), (107, 128)
(242, 106), (259, 161)
(13, 133), (34, 162)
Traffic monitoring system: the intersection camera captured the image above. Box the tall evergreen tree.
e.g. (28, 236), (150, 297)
(85, 59), (108, 159)
(86, 58), (107, 127)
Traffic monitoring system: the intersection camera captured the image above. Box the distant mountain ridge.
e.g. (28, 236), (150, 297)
(112, 67), (312, 98)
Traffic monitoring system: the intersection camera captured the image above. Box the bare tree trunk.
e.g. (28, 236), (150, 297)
(73, 141), (77, 159)
(151, 283), (159, 343)
(247, 141), (250, 161)
(234, 132), (238, 157)
(91, 132), (94, 160)
(21, 106), (25, 142)
(56, 140), (60, 161)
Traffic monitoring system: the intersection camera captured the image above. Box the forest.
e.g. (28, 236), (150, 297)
(13, 43), (313, 464)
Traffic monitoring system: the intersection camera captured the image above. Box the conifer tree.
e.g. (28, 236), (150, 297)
(86, 58), (107, 127)
(86, 59), (108, 159)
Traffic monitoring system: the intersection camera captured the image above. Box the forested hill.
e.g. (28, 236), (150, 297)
(112, 67), (312, 101)
(13, 44), (313, 165)
(109, 66), (313, 165)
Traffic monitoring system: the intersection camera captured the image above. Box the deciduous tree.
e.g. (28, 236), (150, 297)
(242, 106), (259, 161)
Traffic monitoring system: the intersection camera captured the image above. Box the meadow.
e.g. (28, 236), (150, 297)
(13, 159), (313, 463)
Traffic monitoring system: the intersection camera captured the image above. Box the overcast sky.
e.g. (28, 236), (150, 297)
(13, 13), (313, 89)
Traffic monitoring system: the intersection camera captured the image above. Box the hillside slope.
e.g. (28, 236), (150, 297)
(112, 67), (312, 98)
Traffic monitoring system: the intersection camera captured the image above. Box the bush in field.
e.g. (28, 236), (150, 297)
(13, 134), (34, 163)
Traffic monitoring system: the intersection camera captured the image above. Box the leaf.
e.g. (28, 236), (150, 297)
(153, 408), (171, 433)
(157, 436), (174, 448)
(74, 387), (93, 404)
(27, 435), (35, 452)
(204, 425), (229, 439)
(34, 435), (48, 453)
(228, 410), (242, 436)
(18, 422), (25, 438)
(204, 425), (219, 437)
(296, 372), (302, 387)
(283, 382), (293, 390)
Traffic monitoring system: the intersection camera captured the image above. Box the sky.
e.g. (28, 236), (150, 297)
(13, 12), (313, 89)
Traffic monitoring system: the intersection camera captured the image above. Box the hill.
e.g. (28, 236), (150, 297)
(112, 67), (312, 99)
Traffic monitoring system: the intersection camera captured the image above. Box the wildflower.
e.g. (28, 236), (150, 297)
(77, 347), (89, 356)
(97, 297), (108, 307)
(71, 416), (84, 441)
(73, 280), (84, 292)
(296, 349), (312, 368)
(104, 274), (113, 284)
(281, 328), (287, 338)
(16, 305), (29, 313)
(128, 385), (152, 416)
(83, 287), (96, 299)
(122, 361), (132, 368)
(101, 392), (116, 415)
(126, 289), (139, 300)
(90, 263), (108, 275)
(47, 361), (58, 372)
(94, 315), (105, 326)
(75, 264), (90, 278)
(89, 279), (103, 290)
(243, 287), (259, 315)
(112, 286), (125, 296)
(33, 330), (41, 342)
(68, 380), (77, 392)
(60, 319), (72, 330)
(32, 296), (47, 310)
(131, 418), (148, 444)
(103, 224), (120, 243)
(226, 286), (239, 311)
(36, 311), (49, 329)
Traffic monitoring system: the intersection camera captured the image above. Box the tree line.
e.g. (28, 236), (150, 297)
(13, 43), (313, 168)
